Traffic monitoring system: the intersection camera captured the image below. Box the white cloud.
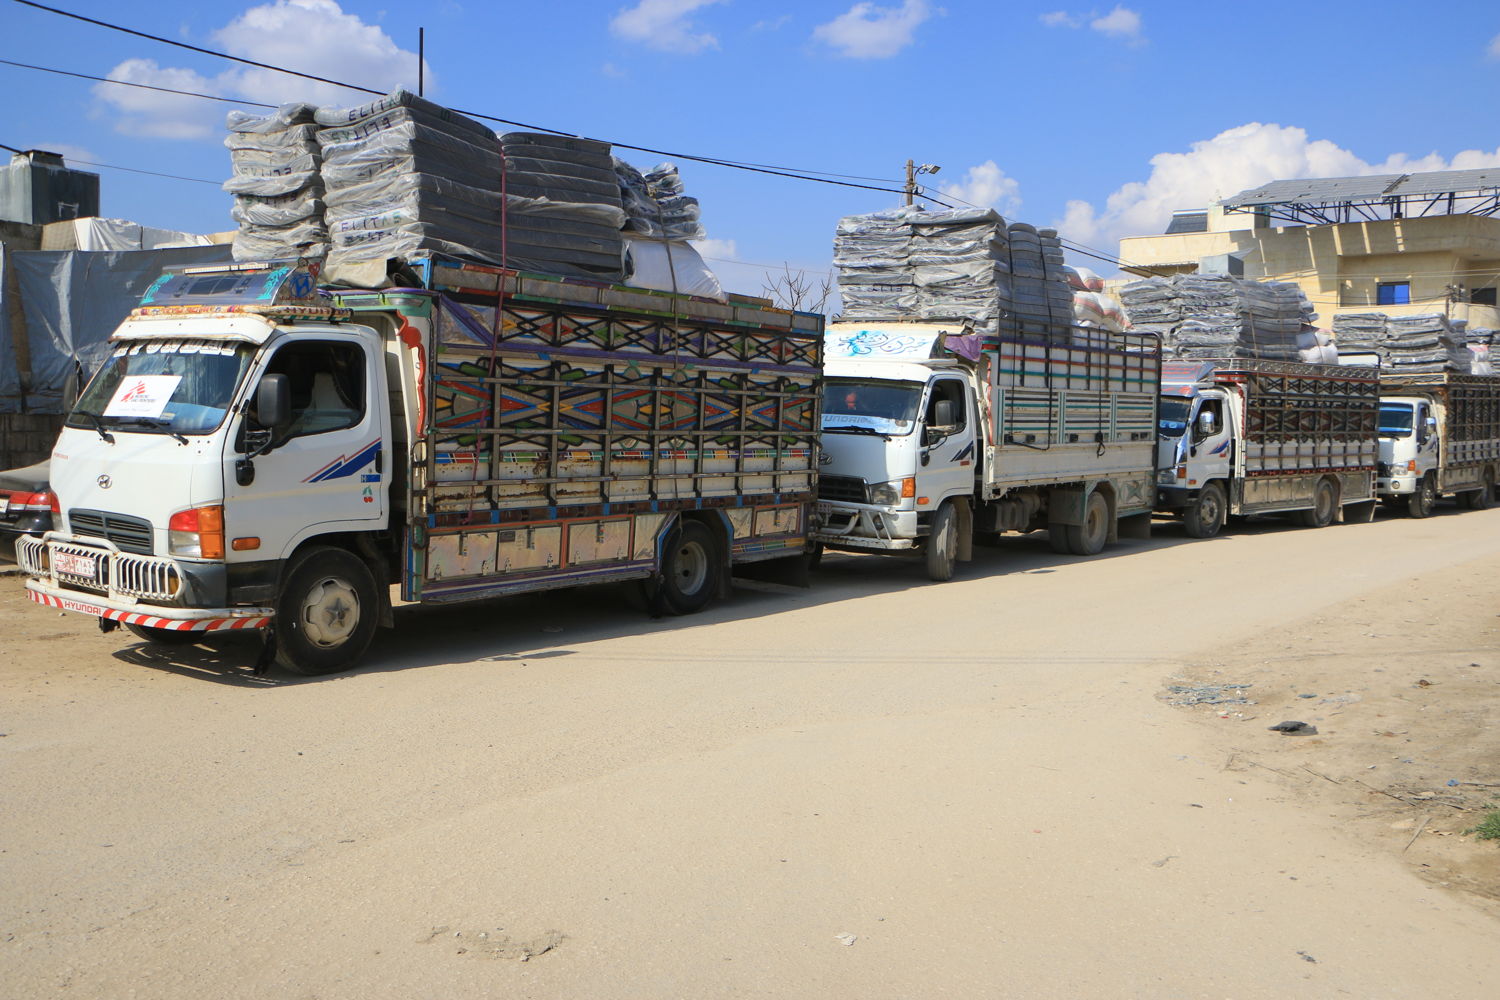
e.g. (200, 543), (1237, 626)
(91, 1), (427, 140)
(939, 160), (1022, 216)
(1041, 6), (1144, 44)
(611, 0), (725, 54)
(1056, 122), (1500, 255)
(812, 0), (935, 60)
(1488, 31), (1500, 58)
(752, 15), (792, 32)
(1090, 6), (1143, 43)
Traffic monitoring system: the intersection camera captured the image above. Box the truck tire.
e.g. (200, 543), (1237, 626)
(1299, 478), (1337, 528)
(123, 622), (204, 646)
(661, 520), (719, 615)
(1183, 482), (1226, 539)
(274, 546), (378, 675)
(1066, 491), (1111, 556)
(925, 501), (958, 581)
(1406, 474), (1436, 519)
(1460, 472), (1494, 510)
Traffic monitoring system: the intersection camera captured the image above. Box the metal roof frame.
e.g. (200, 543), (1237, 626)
(1221, 168), (1500, 226)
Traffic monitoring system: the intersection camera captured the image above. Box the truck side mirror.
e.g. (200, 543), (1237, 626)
(255, 374), (291, 433)
(1196, 410), (1217, 436)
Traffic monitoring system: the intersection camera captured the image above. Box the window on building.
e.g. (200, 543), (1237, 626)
(1376, 282), (1411, 306)
(1471, 286), (1497, 306)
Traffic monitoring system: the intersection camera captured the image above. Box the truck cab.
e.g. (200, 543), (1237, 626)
(1155, 381), (1235, 537)
(816, 334), (981, 577)
(21, 261), (399, 672)
(1376, 394), (1439, 513)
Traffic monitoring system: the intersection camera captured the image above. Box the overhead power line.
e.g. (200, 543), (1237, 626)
(0, 57), (277, 107)
(11, 1), (916, 199)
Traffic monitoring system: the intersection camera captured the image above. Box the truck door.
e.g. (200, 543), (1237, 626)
(224, 334), (388, 560)
(1190, 395), (1233, 483)
(1415, 402), (1439, 475)
(916, 377), (976, 504)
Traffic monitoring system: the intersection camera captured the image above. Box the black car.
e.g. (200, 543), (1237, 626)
(0, 461), (54, 549)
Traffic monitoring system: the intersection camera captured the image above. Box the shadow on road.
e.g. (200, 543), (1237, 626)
(106, 501), (1474, 685)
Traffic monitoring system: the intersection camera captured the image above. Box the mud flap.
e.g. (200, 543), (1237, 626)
(1117, 511), (1153, 539)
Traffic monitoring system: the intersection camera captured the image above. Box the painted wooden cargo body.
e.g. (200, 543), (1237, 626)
(335, 259), (823, 605)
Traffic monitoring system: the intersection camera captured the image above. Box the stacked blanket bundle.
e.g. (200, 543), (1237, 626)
(223, 102), (326, 261)
(1120, 275), (1314, 360)
(833, 207), (1076, 337)
(499, 132), (626, 280)
(1331, 312), (1472, 372)
(314, 91), (508, 272)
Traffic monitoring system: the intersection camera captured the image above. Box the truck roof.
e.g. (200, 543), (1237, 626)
(825, 321), (981, 365)
(129, 260), (350, 324)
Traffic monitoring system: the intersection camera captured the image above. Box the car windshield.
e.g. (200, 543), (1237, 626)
(1158, 396), (1193, 437)
(1378, 403), (1414, 438)
(821, 379), (923, 435)
(67, 339), (256, 436)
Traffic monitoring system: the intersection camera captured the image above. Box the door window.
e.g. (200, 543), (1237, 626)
(264, 341), (366, 439)
(926, 380), (967, 430)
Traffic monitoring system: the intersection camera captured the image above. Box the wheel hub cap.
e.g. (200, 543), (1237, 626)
(301, 577), (359, 648)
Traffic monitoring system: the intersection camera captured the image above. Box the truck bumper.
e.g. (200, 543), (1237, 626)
(17, 534), (272, 634)
(1379, 476), (1416, 495)
(25, 580), (273, 633)
(1155, 485), (1191, 511)
(811, 502), (920, 551)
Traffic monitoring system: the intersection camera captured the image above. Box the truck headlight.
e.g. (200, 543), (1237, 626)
(867, 477), (915, 506)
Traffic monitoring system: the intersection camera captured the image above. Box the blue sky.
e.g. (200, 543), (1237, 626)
(5, 0), (1500, 297)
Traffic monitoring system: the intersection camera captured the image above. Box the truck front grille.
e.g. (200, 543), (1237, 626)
(69, 509), (154, 555)
(818, 475), (867, 503)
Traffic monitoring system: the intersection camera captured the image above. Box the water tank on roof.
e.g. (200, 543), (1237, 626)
(0, 150), (100, 226)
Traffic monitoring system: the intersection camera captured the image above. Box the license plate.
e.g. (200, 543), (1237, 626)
(54, 551), (98, 579)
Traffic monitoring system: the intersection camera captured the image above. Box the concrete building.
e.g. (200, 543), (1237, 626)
(1117, 168), (1500, 331)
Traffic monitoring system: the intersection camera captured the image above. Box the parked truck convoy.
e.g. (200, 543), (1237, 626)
(1154, 359), (1380, 537)
(812, 321), (1162, 579)
(18, 259), (823, 674)
(1376, 372), (1500, 516)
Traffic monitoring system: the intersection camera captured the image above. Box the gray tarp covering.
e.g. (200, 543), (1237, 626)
(0, 244), (233, 413)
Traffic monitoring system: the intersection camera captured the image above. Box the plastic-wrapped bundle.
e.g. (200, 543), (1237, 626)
(1330, 312), (1470, 372)
(318, 91), (505, 271)
(1120, 275), (1313, 360)
(615, 159), (705, 241)
(223, 102), (326, 261)
(499, 132), (626, 280)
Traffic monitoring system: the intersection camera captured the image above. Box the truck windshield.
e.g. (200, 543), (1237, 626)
(822, 379), (922, 435)
(1158, 395), (1193, 437)
(1378, 402), (1414, 438)
(67, 339), (256, 437)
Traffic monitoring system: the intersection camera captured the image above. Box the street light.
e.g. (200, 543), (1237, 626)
(904, 160), (941, 207)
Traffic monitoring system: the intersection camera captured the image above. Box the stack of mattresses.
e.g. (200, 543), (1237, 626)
(223, 102), (326, 261)
(316, 90), (506, 271)
(1332, 312), (1472, 372)
(909, 209), (1011, 332)
(615, 159), (704, 241)
(1120, 275), (1312, 359)
(832, 208), (919, 320)
(499, 132), (626, 280)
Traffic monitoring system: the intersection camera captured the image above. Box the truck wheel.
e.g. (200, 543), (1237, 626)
(661, 520), (719, 615)
(925, 502), (958, 581)
(123, 622), (204, 646)
(1460, 474), (1494, 510)
(1065, 491), (1110, 556)
(1299, 478), (1337, 528)
(1406, 474), (1436, 519)
(275, 546), (378, 675)
(1183, 482), (1226, 539)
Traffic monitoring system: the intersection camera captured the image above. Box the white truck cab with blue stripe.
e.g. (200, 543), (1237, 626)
(812, 321), (1161, 580)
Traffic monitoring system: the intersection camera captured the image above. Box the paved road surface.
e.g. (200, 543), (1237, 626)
(3, 508), (1498, 998)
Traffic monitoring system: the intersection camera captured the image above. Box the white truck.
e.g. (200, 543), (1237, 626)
(19, 259), (823, 674)
(1155, 359), (1379, 536)
(811, 322), (1161, 579)
(1377, 372), (1500, 516)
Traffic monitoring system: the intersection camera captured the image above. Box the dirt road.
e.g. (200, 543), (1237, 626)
(3, 507), (1498, 998)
